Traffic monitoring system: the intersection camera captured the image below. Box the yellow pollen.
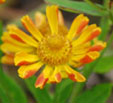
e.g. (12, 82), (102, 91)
(37, 35), (72, 66)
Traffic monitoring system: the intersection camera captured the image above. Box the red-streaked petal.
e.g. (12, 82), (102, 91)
(76, 18), (89, 34)
(1, 43), (35, 54)
(8, 25), (38, 47)
(2, 32), (29, 47)
(18, 62), (43, 79)
(80, 51), (100, 63)
(85, 28), (101, 42)
(14, 51), (39, 66)
(21, 15), (43, 41)
(67, 14), (89, 40)
(89, 44), (105, 51)
(72, 24), (100, 46)
(55, 72), (62, 83)
(64, 65), (86, 82)
(1, 54), (14, 65)
(48, 66), (62, 83)
(35, 73), (48, 89)
(10, 34), (25, 43)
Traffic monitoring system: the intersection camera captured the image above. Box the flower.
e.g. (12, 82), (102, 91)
(0, 5), (106, 89)
(0, 0), (5, 4)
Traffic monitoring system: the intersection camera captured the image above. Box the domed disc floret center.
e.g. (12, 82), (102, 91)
(37, 35), (72, 66)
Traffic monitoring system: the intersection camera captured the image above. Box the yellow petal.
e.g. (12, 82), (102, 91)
(21, 15), (43, 41)
(72, 24), (101, 46)
(64, 65), (86, 82)
(14, 52), (39, 66)
(35, 65), (53, 88)
(58, 11), (64, 25)
(1, 54), (14, 65)
(8, 25), (38, 47)
(35, 12), (46, 28)
(1, 43), (35, 54)
(43, 65), (53, 78)
(2, 32), (30, 47)
(80, 51), (100, 64)
(67, 14), (89, 40)
(46, 5), (58, 34)
(18, 62), (43, 79)
(48, 66), (62, 83)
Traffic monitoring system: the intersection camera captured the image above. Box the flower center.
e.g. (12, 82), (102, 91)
(37, 35), (72, 66)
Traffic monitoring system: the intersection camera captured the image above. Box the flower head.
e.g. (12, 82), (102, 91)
(1, 5), (106, 89)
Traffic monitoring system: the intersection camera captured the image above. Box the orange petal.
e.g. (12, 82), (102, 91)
(80, 51), (100, 63)
(48, 66), (62, 83)
(89, 44), (106, 51)
(10, 34), (25, 43)
(67, 14), (89, 40)
(1, 54), (14, 65)
(2, 32), (29, 47)
(85, 27), (101, 42)
(76, 18), (89, 34)
(21, 15), (43, 41)
(64, 65), (86, 82)
(8, 25), (38, 47)
(1, 43), (35, 54)
(35, 73), (48, 89)
(18, 62), (43, 79)
(89, 39), (106, 51)
(14, 52), (39, 66)
(72, 24), (100, 46)
(55, 72), (62, 83)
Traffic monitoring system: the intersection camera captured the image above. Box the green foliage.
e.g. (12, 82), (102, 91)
(53, 79), (73, 103)
(45, 0), (108, 16)
(0, 21), (27, 103)
(0, 69), (28, 103)
(98, 17), (110, 40)
(94, 56), (113, 73)
(0, 84), (10, 103)
(75, 83), (112, 103)
(25, 76), (52, 103)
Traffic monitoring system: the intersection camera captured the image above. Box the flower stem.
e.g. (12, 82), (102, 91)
(70, 31), (113, 103)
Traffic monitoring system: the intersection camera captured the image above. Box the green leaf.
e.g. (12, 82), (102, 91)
(75, 83), (112, 103)
(45, 0), (108, 16)
(0, 69), (28, 103)
(53, 79), (73, 103)
(94, 56), (113, 73)
(98, 16), (110, 40)
(25, 76), (52, 103)
(0, 84), (10, 103)
(0, 21), (27, 103)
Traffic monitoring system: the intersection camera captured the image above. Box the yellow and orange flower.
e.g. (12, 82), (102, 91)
(0, 5), (106, 89)
(0, 0), (5, 4)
